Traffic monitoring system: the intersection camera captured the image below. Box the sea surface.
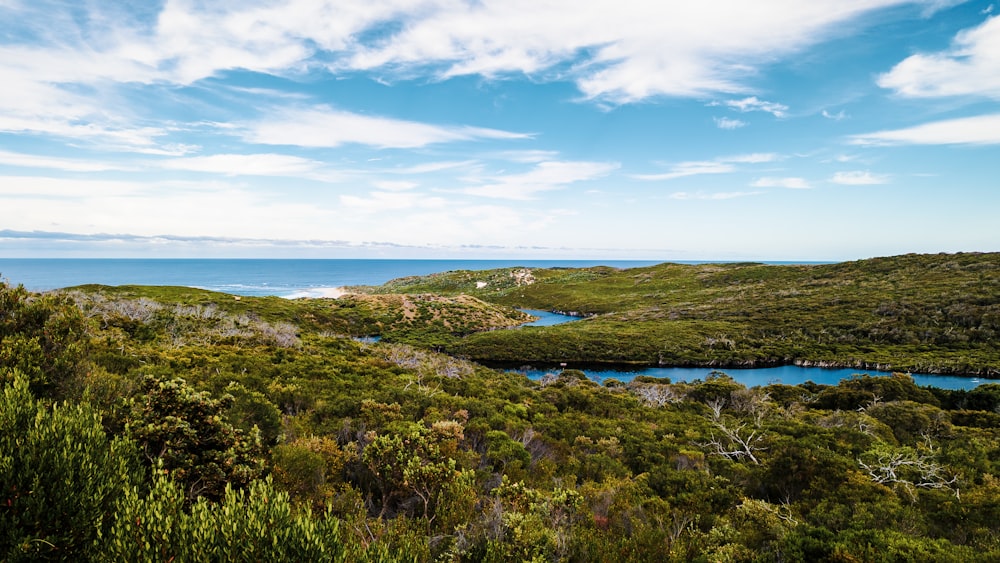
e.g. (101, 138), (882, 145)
(0, 258), (660, 297)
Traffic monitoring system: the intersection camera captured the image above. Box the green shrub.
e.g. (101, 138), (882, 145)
(0, 372), (137, 561)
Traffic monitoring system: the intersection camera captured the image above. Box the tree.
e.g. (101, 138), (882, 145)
(362, 421), (462, 520)
(858, 444), (960, 501)
(126, 375), (263, 502)
(0, 281), (89, 398)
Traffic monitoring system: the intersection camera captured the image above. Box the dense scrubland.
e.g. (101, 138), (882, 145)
(2, 252), (1000, 561)
(367, 253), (1000, 376)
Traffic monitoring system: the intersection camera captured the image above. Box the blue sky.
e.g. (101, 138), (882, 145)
(1, 0), (998, 260)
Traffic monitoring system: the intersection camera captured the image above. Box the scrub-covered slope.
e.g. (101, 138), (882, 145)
(363, 253), (1000, 375)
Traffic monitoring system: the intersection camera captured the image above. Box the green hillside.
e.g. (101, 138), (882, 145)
(364, 253), (1000, 375)
(2, 253), (1000, 561)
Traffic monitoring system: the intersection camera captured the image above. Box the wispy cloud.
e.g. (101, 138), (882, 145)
(386, 161), (479, 175)
(634, 162), (735, 181)
(830, 171), (891, 185)
(461, 161), (618, 200)
(2, 1), (946, 112)
(751, 177), (810, 189)
(0, 228), (474, 258)
(634, 153), (780, 181)
(725, 153), (780, 164)
(822, 109), (848, 120)
(669, 191), (762, 200)
(850, 113), (1000, 145)
(372, 180), (419, 191)
(347, 2), (935, 103)
(0, 0), (950, 165)
(878, 16), (1000, 99)
(241, 106), (530, 149)
(158, 153), (330, 178)
(714, 117), (747, 129)
(712, 96), (788, 117)
(340, 191), (449, 213)
(0, 150), (131, 172)
(491, 150), (562, 163)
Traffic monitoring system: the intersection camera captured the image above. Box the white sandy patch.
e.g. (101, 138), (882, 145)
(315, 287), (347, 298)
(282, 287), (348, 299)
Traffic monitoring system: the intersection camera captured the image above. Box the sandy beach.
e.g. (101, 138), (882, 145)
(282, 286), (348, 299)
(315, 287), (347, 298)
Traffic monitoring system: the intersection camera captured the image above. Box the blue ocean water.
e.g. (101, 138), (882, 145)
(0, 258), (660, 297)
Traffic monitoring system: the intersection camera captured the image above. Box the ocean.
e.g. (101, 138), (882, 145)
(0, 258), (661, 297)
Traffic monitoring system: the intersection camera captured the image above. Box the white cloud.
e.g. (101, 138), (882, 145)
(634, 162), (735, 181)
(0, 0), (945, 121)
(461, 160), (618, 200)
(0, 108), (191, 155)
(878, 16), (1000, 99)
(830, 171), (891, 185)
(634, 153), (780, 181)
(388, 161), (479, 174)
(0, 176), (148, 198)
(242, 106), (529, 149)
(158, 153), (326, 177)
(822, 109), (848, 120)
(0, 175), (331, 239)
(373, 180), (419, 191)
(714, 117), (747, 130)
(388, 1), (929, 103)
(492, 150), (562, 163)
(340, 191), (449, 213)
(0, 0), (950, 161)
(850, 113), (1000, 145)
(714, 96), (788, 117)
(751, 177), (811, 189)
(725, 153), (780, 164)
(669, 191), (762, 200)
(0, 150), (131, 172)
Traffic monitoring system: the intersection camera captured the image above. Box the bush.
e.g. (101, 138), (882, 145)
(0, 372), (137, 561)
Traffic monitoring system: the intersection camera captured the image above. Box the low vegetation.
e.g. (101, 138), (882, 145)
(2, 253), (999, 561)
(365, 253), (1000, 376)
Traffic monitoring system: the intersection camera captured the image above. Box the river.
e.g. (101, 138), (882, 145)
(514, 364), (986, 390)
(514, 311), (987, 390)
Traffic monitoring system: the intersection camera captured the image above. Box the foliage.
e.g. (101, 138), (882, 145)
(98, 476), (355, 562)
(1, 281), (89, 397)
(364, 253), (1000, 376)
(0, 372), (136, 561)
(3, 257), (1000, 561)
(125, 375), (264, 502)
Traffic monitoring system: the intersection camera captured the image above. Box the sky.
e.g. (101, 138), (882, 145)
(0, 0), (998, 260)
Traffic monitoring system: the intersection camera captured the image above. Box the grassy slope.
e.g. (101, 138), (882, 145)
(362, 253), (1000, 375)
(63, 284), (531, 345)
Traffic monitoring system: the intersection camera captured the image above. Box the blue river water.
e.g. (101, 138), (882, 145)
(515, 365), (988, 390)
(520, 309), (583, 326)
(510, 312), (989, 389)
